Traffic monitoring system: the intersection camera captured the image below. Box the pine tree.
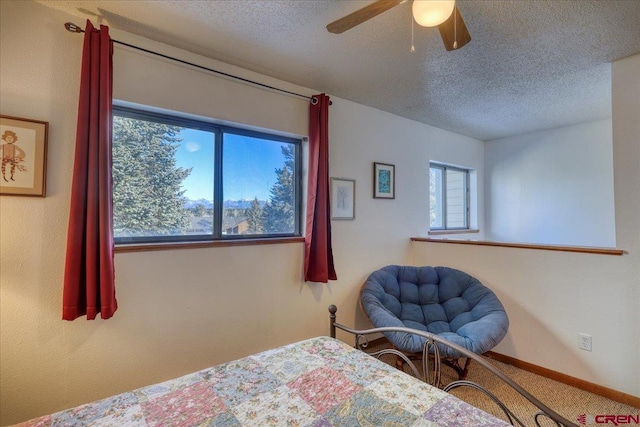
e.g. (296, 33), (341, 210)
(191, 203), (208, 217)
(112, 116), (192, 236)
(245, 197), (264, 233)
(263, 145), (295, 233)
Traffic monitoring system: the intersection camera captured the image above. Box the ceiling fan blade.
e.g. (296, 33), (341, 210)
(437, 5), (471, 51)
(327, 0), (405, 34)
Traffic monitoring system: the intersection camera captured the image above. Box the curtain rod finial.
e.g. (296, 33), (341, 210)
(310, 96), (333, 106)
(65, 22), (83, 33)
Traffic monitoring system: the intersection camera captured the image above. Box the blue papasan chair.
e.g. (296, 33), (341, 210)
(360, 265), (509, 380)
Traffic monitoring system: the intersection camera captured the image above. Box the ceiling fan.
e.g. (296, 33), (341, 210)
(326, 0), (471, 51)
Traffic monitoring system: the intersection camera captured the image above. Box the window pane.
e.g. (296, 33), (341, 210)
(445, 169), (467, 228)
(112, 107), (301, 244)
(223, 133), (296, 235)
(112, 115), (214, 240)
(430, 163), (470, 230)
(430, 167), (444, 228)
(178, 128), (215, 236)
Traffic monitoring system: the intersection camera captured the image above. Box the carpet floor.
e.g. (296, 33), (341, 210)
(366, 342), (638, 426)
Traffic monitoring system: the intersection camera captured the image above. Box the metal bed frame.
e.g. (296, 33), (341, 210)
(328, 305), (578, 427)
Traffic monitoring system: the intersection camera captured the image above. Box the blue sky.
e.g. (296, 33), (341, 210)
(175, 128), (288, 201)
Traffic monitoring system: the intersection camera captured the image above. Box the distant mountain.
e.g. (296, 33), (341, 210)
(184, 198), (266, 210)
(183, 198), (214, 209)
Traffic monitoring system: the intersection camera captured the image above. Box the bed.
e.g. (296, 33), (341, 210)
(15, 305), (576, 427)
(16, 335), (510, 427)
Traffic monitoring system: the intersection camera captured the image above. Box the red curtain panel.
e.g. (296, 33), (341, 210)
(63, 20), (117, 320)
(304, 94), (337, 283)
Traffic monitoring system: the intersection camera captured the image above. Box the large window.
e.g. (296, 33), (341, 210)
(112, 106), (301, 244)
(429, 163), (470, 230)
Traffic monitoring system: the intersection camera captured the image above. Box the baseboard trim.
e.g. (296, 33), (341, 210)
(485, 351), (640, 409)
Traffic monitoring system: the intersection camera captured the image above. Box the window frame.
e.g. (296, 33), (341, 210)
(429, 162), (470, 231)
(112, 105), (302, 245)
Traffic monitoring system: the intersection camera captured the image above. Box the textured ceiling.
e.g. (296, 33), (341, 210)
(37, 0), (640, 140)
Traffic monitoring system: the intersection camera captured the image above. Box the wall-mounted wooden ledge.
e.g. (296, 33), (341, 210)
(115, 236), (304, 253)
(411, 237), (624, 256)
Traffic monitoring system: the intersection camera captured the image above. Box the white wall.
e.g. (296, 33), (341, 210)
(0, 2), (485, 425)
(484, 119), (616, 247)
(412, 53), (640, 397)
(113, 37), (309, 138)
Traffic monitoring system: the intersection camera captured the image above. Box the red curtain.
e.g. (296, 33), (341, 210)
(304, 94), (337, 283)
(62, 20), (117, 320)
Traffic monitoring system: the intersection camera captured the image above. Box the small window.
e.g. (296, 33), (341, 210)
(429, 163), (470, 230)
(112, 106), (301, 244)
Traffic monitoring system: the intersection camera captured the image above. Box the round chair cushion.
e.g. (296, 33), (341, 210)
(360, 265), (509, 358)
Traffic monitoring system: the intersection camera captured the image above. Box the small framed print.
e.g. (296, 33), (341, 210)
(373, 162), (395, 199)
(0, 115), (49, 197)
(330, 177), (355, 220)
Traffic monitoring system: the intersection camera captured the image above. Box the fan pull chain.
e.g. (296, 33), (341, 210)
(411, 15), (416, 53)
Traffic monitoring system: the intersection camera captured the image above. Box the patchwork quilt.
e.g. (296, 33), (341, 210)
(16, 337), (508, 426)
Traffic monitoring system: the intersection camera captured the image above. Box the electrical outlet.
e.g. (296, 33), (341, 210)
(579, 333), (592, 351)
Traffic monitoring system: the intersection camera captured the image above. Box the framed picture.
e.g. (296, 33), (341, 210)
(330, 177), (356, 220)
(0, 115), (48, 197)
(373, 162), (395, 199)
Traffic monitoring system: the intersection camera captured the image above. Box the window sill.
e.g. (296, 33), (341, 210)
(115, 236), (304, 253)
(428, 229), (480, 236)
(411, 237), (624, 256)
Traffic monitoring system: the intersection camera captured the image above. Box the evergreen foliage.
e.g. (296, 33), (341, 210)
(245, 197), (264, 233)
(262, 145), (295, 233)
(112, 116), (192, 236)
(190, 204), (208, 217)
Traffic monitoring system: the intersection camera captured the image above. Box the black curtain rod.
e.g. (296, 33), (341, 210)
(64, 22), (322, 104)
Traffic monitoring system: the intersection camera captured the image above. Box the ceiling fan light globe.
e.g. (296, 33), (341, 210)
(412, 0), (455, 27)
